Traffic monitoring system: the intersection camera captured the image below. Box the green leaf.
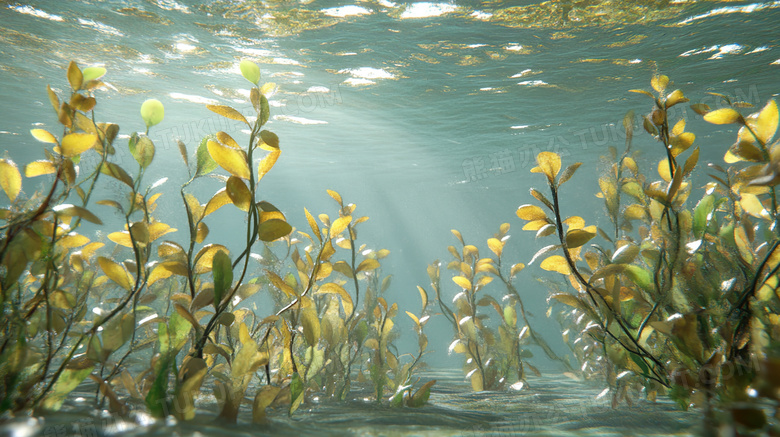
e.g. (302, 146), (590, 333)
(82, 66), (107, 82)
(141, 99), (165, 128)
(129, 133), (155, 168)
(623, 265), (652, 293)
(289, 372), (304, 416)
(693, 194), (715, 238)
(240, 60), (261, 85)
(40, 357), (94, 411)
(190, 136), (215, 178)
(629, 352), (651, 379)
(212, 250), (233, 309)
(145, 351), (173, 418)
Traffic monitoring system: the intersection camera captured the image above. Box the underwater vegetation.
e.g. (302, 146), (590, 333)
(512, 75), (780, 432)
(0, 60), (433, 424)
(423, 73), (780, 433)
(1, 59), (779, 435)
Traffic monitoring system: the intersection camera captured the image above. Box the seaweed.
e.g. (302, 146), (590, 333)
(0, 61), (431, 423)
(518, 74), (780, 430)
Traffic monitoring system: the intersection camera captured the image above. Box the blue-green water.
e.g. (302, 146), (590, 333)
(0, 0), (778, 434)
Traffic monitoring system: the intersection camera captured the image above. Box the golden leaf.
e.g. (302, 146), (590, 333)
(226, 176), (251, 211)
(204, 188), (231, 217)
(196, 222), (209, 243)
(704, 108), (742, 125)
(535, 151), (561, 182)
(206, 104), (249, 127)
(452, 276), (472, 289)
(327, 189), (343, 205)
(194, 244), (230, 275)
(316, 282), (353, 315)
(540, 255), (571, 275)
(257, 219), (291, 242)
(257, 148), (280, 181)
(752, 99), (778, 144)
(30, 129), (58, 144)
(565, 228), (595, 249)
(548, 293), (584, 310)
(651, 74), (668, 94)
(740, 193), (770, 220)
(305, 207), (321, 242)
(417, 285), (428, 310)
(510, 263), (525, 277)
(0, 159), (21, 202)
(98, 256), (133, 291)
(487, 237), (503, 257)
(107, 231), (133, 248)
(60, 133), (97, 157)
(516, 204), (547, 221)
(356, 258), (380, 273)
(207, 139), (250, 179)
(330, 215), (351, 238)
(665, 89), (688, 108)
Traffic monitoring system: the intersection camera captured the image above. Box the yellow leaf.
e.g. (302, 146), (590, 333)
(305, 208), (321, 242)
(300, 308), (320, 346)
(740, 193), (770, 220)
(67, 61), (83, 90)
(753, 100), (778, 144)
(657, 159), (673, 183)
(148, 222), (176, 241)
(651, 74), (668, 94)
(510, 263), (525, 277)
(206, 104), (249, 127)
(487, 238), (503, 257)
(147, 263), (173, 285)
(516, 204), (547, 221)
(257, 219), (291, 242)
(196, 222), (209, 243)
(0, 159), (22, 202)
(30, 129), (58, 144)
(207, 139), (249, 179)
(535, 151), (561, 182)
(522, 219), (549, 231)
(327, 189), (343, 205)
(204, 188), (231, 217)
(98, 256), (133, 291)
(257, 148), (280, 181)
(540, 255), (571, 275)
(704, 108), (742, 125)
(226, 176), (252, 211)
(330, 215), (351, 238)
(107, 231), (133, 248)
(356, 258), (380, 273)
(549, 293), (584, 310)
(60, 133), (97, 157)
(194, 244), (230, 275)
(565, 229), (595, 249)
(452, 276), (472, 289)
(417, 286), (428, 310)
(216, 131), (240, 149)
(25, 160), (56, 177)
(316, 282), (353, 315)
(665, 89), (688, 108)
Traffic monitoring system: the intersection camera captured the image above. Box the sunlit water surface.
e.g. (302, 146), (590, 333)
(0, 0), (778, 435)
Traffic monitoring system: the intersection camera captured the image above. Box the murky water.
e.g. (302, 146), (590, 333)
(0, 0), (778, 435)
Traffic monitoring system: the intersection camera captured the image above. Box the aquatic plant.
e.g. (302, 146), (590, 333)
(0, 60), (431, 424)
(518, 74), (780, 430)
(428, 225), (573, 391)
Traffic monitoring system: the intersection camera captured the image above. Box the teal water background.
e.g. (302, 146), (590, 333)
(0, 0), (778, 404)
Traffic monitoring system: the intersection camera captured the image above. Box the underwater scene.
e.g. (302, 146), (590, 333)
(0, 0), (779, 436)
